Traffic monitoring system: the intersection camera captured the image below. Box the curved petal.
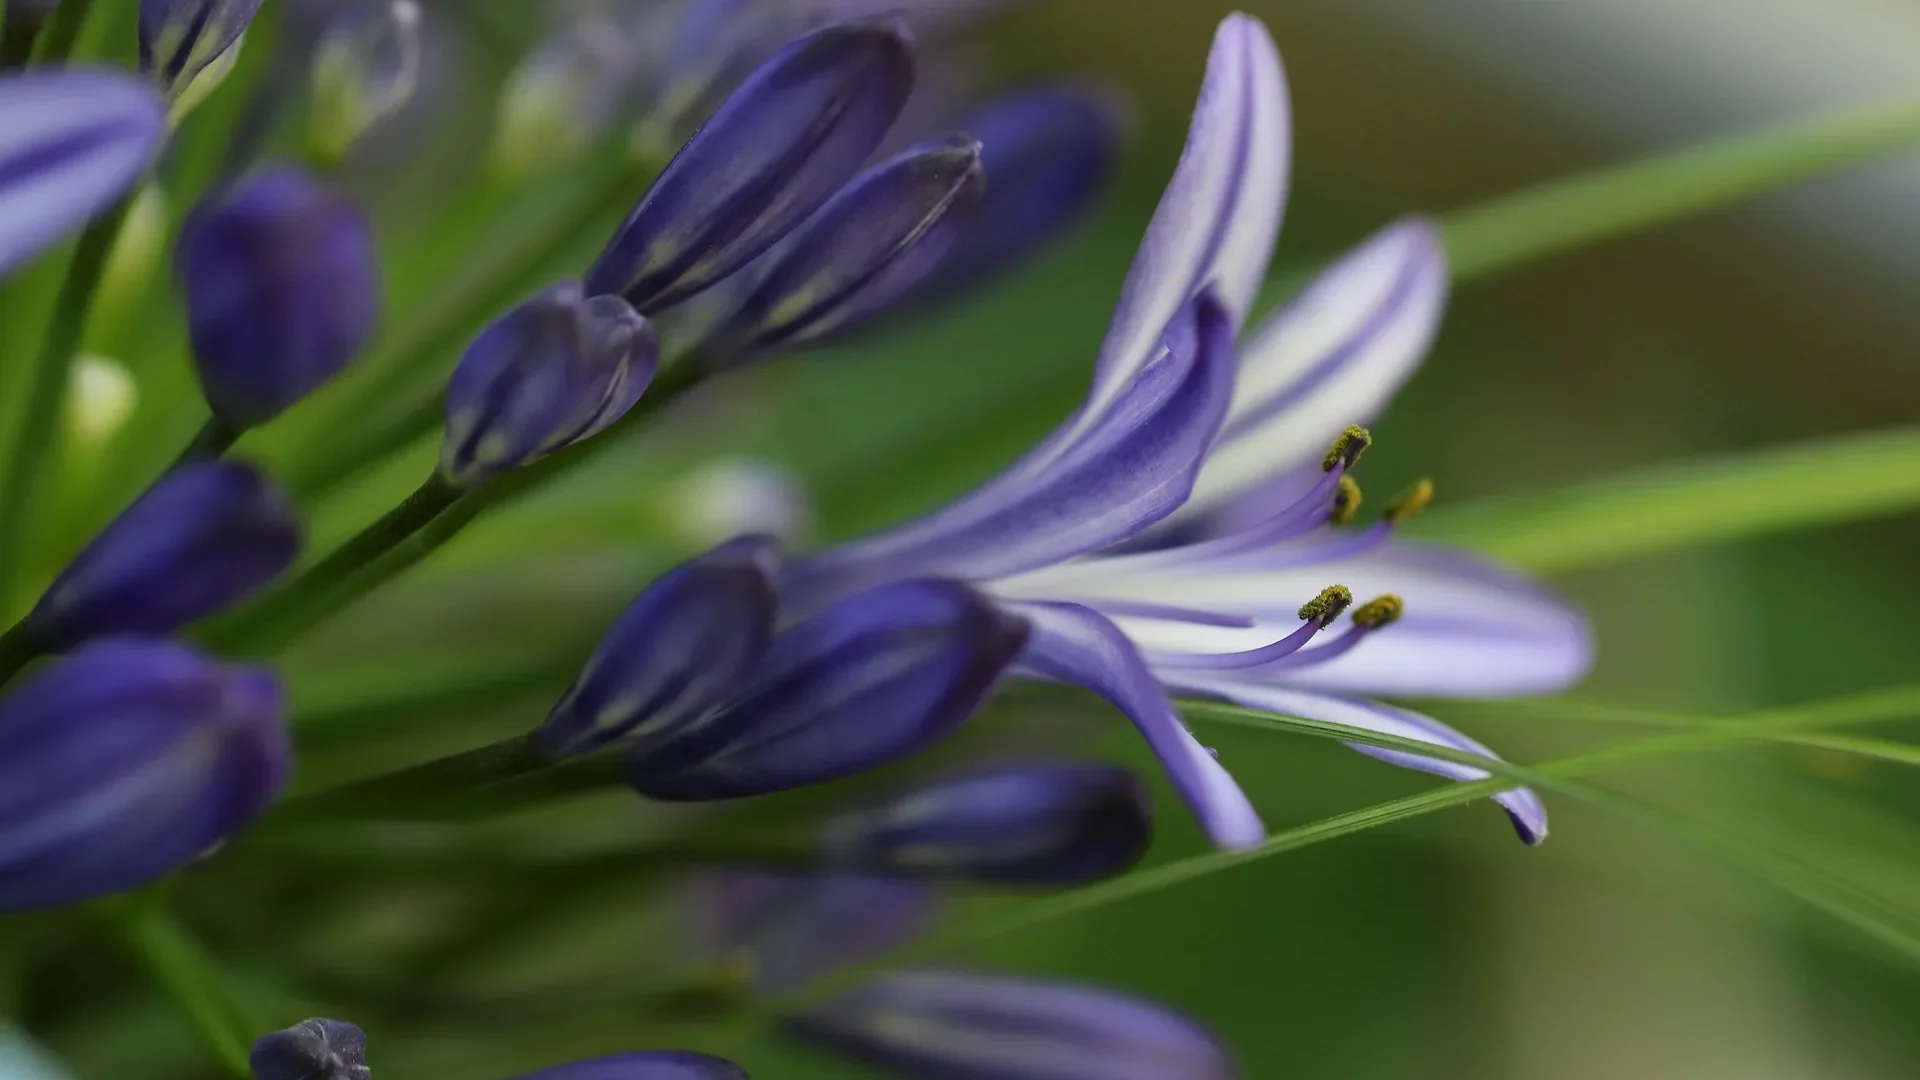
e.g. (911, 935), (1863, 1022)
(1079, 14), (1288, 429)
(1011, 601), (1263, 850)
(787, 291), (1237, 606)
(1188, 218), (1449, 514)
(1180, 681), (1546, 845)
(1005, 539), (1593, 699)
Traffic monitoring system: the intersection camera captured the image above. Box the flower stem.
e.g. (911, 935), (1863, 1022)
(201, 473), (464, 655)
(100, 898), (254, 1079)
(171, 416), (243, 468)
(0, 197), (132, 611)
(0, 620), (39, 687)
(230, 361), (709, 655)
(1442, 99), (1920, 282)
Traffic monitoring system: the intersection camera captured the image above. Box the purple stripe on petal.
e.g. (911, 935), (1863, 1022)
(1010, 601), (1263, 851)
(1178, 681), (1546, 845)
(787, 290), (1236, 605)
(1076, 14), (1288, 432)
(0, 72), (164, 278)
(1186, 218), (1448, 513)
(788, 968), (1236, 1080)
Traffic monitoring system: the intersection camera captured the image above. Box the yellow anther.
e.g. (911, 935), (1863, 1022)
(1329, 475), (1363, 526)
(1382, 478), (1434, 524)
(1352, 594), (1404, 630)
(1321, 425), (1373, 472)
(1297, 585), (1354, 625)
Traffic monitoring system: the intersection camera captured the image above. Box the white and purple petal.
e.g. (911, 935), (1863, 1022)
(0, 72), (165, 278)
(1187, 218), (1448, 514)
(786, 292), (1237, 606)
(1180, 681), (1547, 845)
(1011, 601), (1264, 851)
(1009, 539), (1593, 699)
(1078, 13), (1288, 430)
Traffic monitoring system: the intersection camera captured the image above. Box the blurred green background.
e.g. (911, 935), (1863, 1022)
(13, 0), (1920, 1076)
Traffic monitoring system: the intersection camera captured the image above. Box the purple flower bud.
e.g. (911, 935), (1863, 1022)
(702, 134), (984, 362)
(819, 762), (1151, 885)
(625, 579), (1028, 801)
(0, 72), (165, 278)
(925, 85), (1124, 296)
(584, 19), (916, 312)
(25, 461), (300, 652)
(0, 639), (287, 910)
(178, 168), (380, 429)
(537, 536), (780, 759)
(439, 281), (659, 490)
(249, 1018), (369, 1080)
(692, 870), (939, 994)
(139, 0), (266, 102)
(789, 970), (1237, 1080)
(508, 1052), (748, 1080)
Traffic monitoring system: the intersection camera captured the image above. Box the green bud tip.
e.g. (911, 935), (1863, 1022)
(1383, 478), (1434, 524)
(1298, 585), (1354, 625)
(1352, 594), (1405, 630)
(1322, 425), (1373, 472)
(1330, 475), (1363, 526)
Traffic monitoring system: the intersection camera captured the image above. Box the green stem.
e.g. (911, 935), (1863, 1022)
(275, 733), (549, 821)
(0, 198), (131, 609)
(172, 416), (243, 468)
(239, 361), (709, 654)
(0, 621), (41, 688)
(102, 900), (253, 1078)
(1442, 100), (1920, 280)
(25, 0), (90, 63)
(201, 473), (463, 655)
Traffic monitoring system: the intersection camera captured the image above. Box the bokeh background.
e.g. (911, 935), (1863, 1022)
(12, 0), (1920, 1077)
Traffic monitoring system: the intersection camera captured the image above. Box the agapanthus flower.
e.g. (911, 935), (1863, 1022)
(690, 870), (941, 994)
(0, 71), (166, 278)
(788, 968), (1234, 1080)
(25, 460), (301, 651)
(818, 761), (1152, 884)
(307, 0), (424, 163)
(178, 167), (381, 430)
(0, 639), (287, 910)
(139, 0), (265, 105)
(785, 14), (1593, 850)
(248, 1018), (746, 1080)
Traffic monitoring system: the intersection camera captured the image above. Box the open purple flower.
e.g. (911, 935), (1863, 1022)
(786, 14), (1592, 850)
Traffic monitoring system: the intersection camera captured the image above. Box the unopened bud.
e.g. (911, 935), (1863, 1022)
(309, 0), (424, 165)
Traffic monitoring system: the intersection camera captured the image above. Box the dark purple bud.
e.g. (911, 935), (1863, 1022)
(249, 1018), (369, 1080)
(625, 579), (1027, 800)
(139, 0), (266, 102)
(819, 762), (1151, 885)
(788, 970), (1236, 1080)
(179, 168), (380, 429)
(439, 281), (658, 490)
(0, 72), (165, 278)
(26, 461), (300, 652)
(693, 870), (939, 994)
(584, 19), (916, 311)
(537, 536), (780, 759)
(509, 1052), (749, 1080)
(702, 134), (984, 363)
(924, 85), (1124, 297)
(0, 639), (287, 910)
